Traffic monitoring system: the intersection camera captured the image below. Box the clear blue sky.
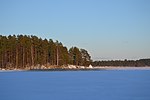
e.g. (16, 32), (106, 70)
(0, 0), (150, 60)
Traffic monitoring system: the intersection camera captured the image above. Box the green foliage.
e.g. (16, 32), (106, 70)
(80, 49), (92, 66)
(0, 35), (92, 69)
(68, 47), (91, 66)
(69, 47), (82, 65)
(92, 59), (150, 67)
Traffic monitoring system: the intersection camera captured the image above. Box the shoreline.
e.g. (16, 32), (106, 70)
(1, 66), (150, 72)
(94, 66), (150, 70)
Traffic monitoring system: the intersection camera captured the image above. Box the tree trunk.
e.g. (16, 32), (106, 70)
(22, 47), (25, 68)
(16, 47), (18, 68)
(1, 51), (3, 68)
(31, 45), (34, 66)
(56, 46), (59, 66)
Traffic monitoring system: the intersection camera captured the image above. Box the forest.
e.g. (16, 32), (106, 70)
(92, 59), (150, 67)
(0, 35), (91, 69)
(0, 35), (149, 70)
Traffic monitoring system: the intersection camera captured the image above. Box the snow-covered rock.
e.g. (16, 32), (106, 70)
(68, 65), (76, 69)
(88, 65), (93, 68)
(79, 66), (85, 69)
(41, 65), (46, 69)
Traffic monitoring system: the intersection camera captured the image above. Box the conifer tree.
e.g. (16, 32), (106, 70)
(0, 35), (92, 69)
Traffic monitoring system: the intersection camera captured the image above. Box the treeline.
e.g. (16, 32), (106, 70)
(92, 59), (150, 67)
(0, 35), (91, 69)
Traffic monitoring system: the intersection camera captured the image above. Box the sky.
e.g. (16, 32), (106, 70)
(0, 0), (150, 60)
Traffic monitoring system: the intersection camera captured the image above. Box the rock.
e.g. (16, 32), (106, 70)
(89, 64), (93, 68)
(68, 65), (76, 69)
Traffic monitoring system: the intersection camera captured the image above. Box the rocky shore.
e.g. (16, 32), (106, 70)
(1, 65), (150, 72)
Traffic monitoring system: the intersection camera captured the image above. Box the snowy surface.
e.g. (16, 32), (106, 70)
(0, 70), (150, 100)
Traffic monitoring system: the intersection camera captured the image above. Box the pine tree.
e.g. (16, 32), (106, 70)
(80, 49), (91, 66)
(69, 47), (82, 65)
(0, 34), (92, 69)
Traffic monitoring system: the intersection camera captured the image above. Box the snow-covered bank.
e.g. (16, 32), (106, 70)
(94, 66), (150, 70)
(67, 64), (93, 69)
(0, 69), (25, 72)
(1, 66), (150, 72)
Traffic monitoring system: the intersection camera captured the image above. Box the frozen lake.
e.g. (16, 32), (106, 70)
(0, 70), (150, 100)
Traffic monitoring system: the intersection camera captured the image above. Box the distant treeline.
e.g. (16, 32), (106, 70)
(92, 59), (150, 67)
(0, 35), (91, 69)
